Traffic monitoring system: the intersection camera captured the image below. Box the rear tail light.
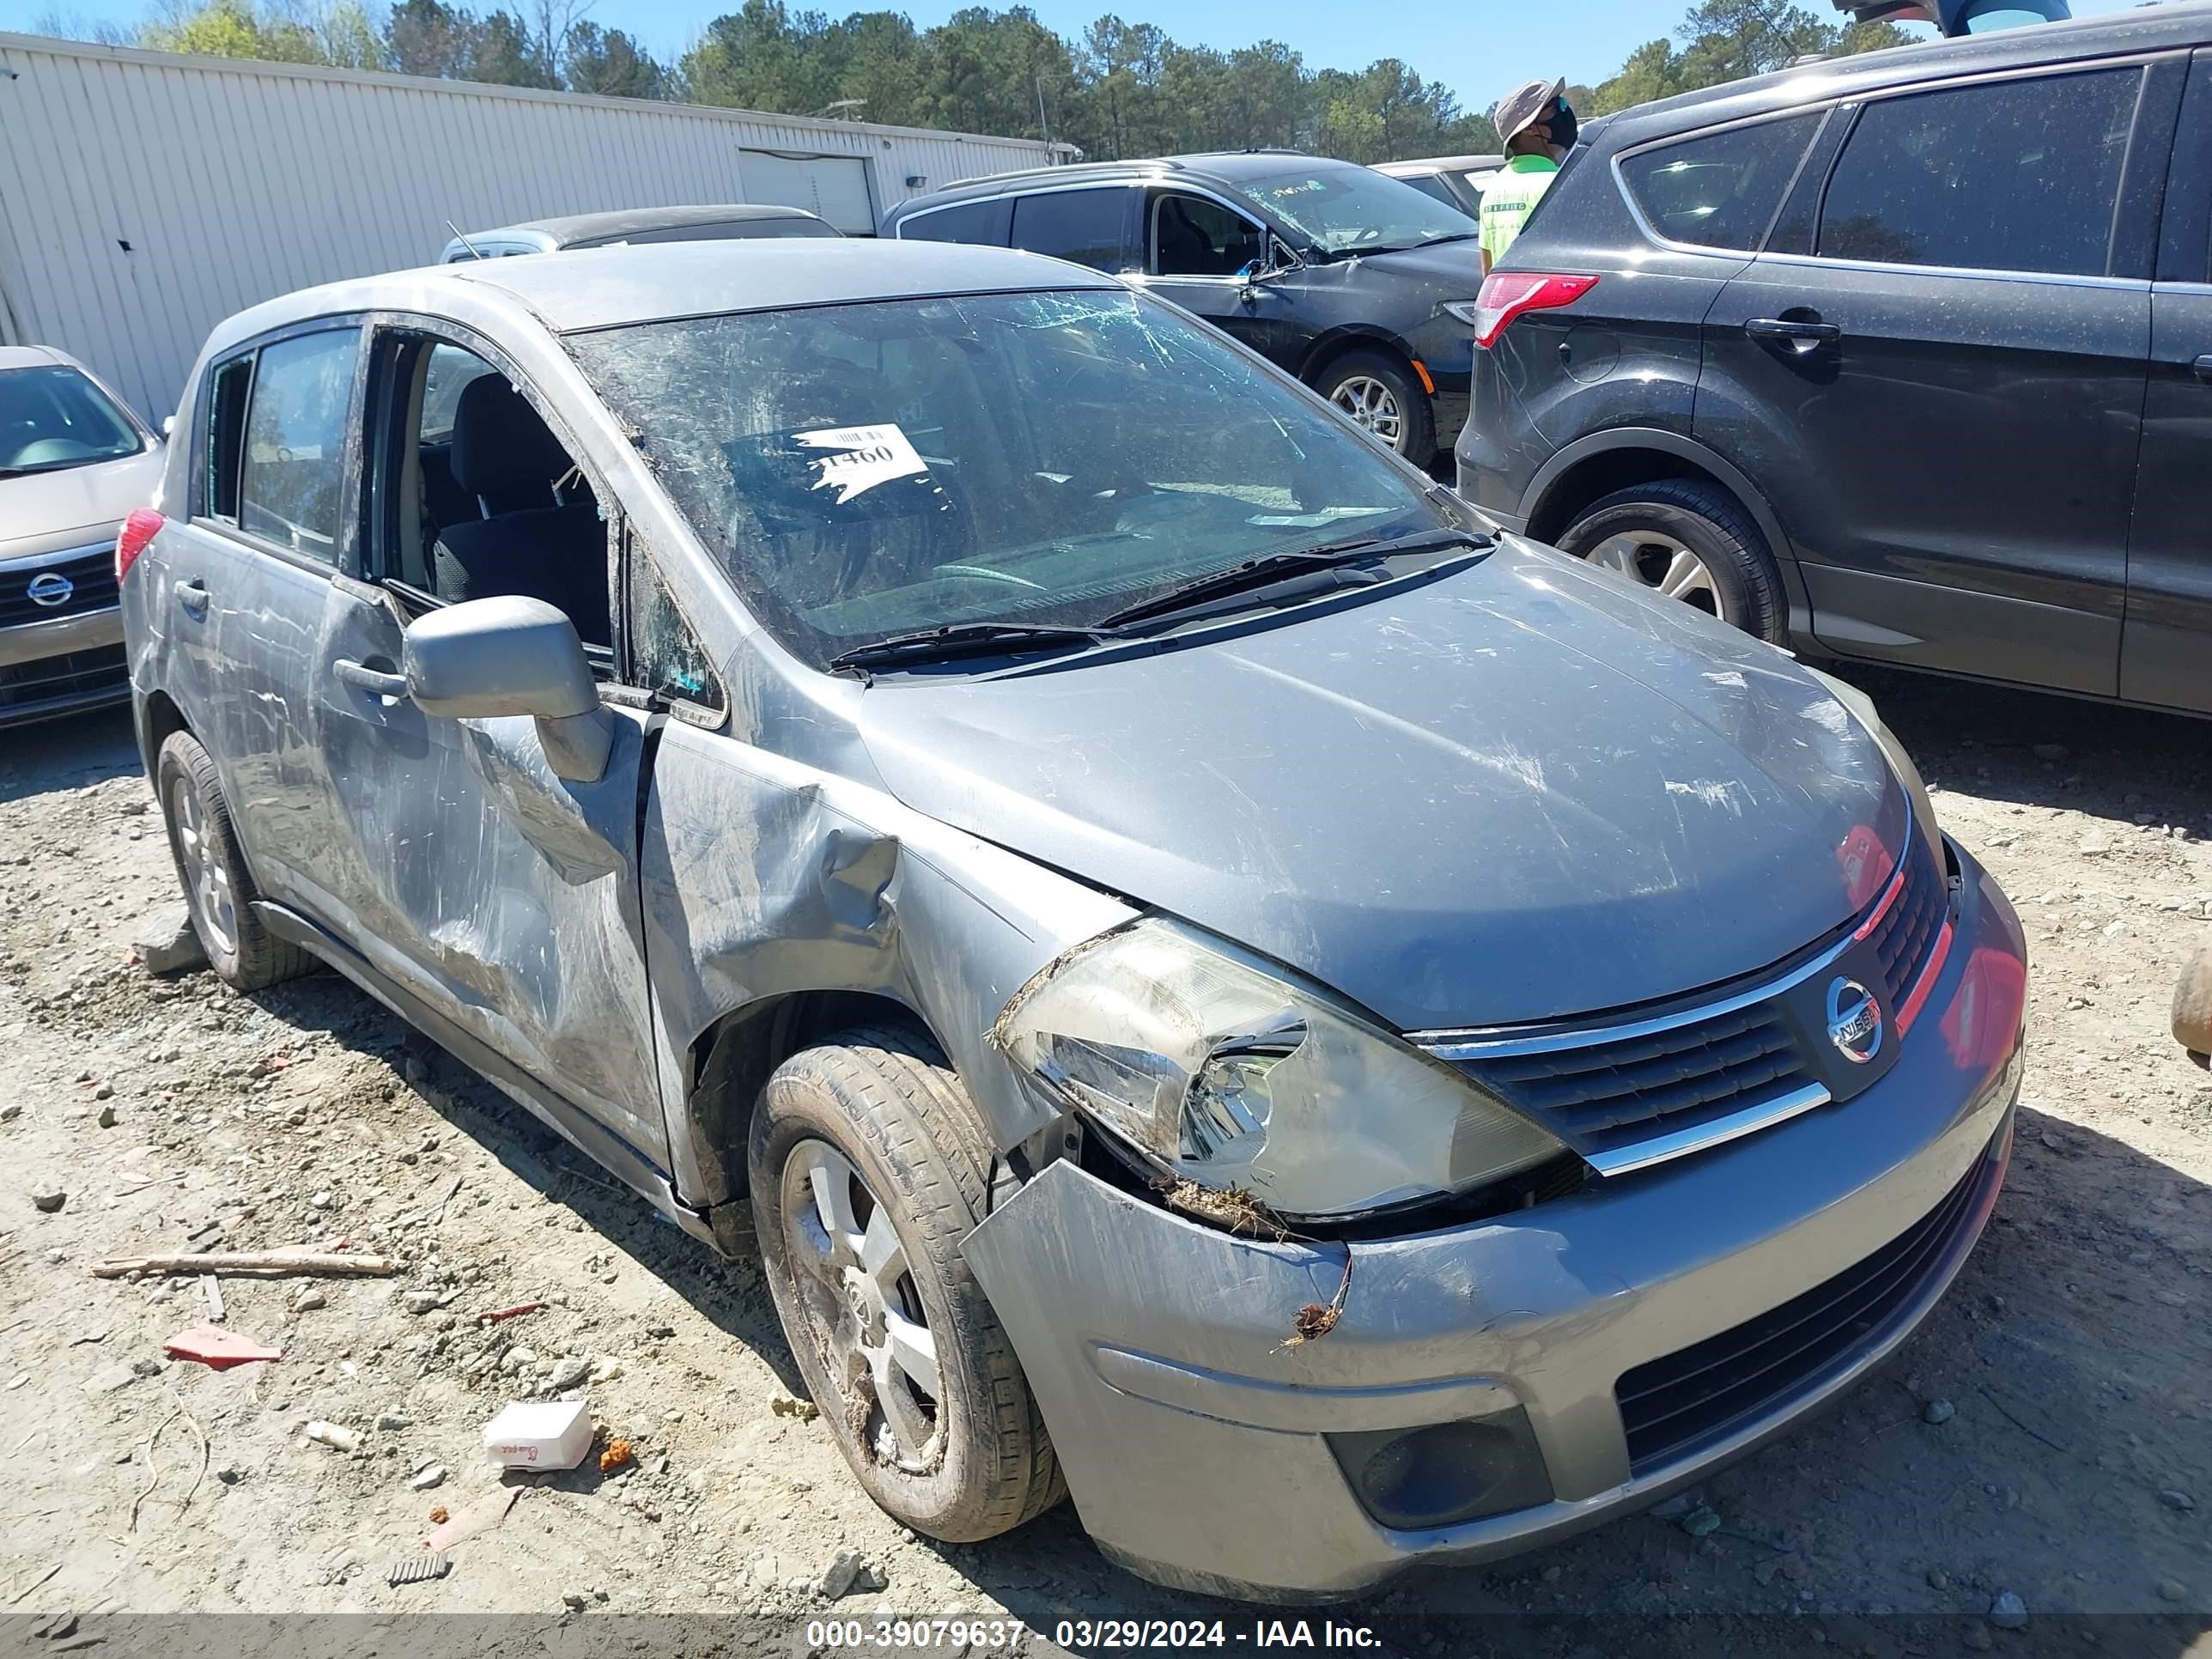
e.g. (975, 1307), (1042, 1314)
(1467, 271), (1598, 349)
(116, 509), (164, 585)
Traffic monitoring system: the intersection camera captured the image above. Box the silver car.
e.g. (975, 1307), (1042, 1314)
(120, 240), (2025, 1601)
(2, 344), (164, 726)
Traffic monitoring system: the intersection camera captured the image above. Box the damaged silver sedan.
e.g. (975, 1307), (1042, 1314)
(120, 240), (2026, 1601)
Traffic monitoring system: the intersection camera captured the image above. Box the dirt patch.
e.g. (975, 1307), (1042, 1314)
(2, 673), (2209, 1641)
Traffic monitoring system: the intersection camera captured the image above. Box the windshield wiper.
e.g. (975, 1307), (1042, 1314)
(1097, 527), (1488, 629)
(1416, 231), (1481, 248)
(826, 620), (1136, 674)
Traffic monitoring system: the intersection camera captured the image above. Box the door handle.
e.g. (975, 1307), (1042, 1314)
(333, 658), (410, 700)
(175, 580), (210, 620)
(1746, 317), (1842, 353)
(2193, 355), (2212, 382)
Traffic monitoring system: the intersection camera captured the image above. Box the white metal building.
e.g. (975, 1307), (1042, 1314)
(0, 32), (1074, 422)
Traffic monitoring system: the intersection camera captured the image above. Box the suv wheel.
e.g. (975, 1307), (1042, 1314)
(750, 1026), (1064, 1542)
(1556, 479), (1787, 642)
(154, 730), (313, 991)
(1319, 350), (1435, 466)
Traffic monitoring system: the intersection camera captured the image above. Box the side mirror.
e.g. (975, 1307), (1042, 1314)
(404, 595), (614, 783)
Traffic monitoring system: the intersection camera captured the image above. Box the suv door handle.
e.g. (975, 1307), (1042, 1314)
(333, 658), (410, 700)
(175, 580), (210, 620)
(2192, 355), (2212, 382)
(1746, 318), (1842, 351)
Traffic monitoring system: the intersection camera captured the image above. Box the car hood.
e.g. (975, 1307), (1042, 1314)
(858, 539), (1909, 1032)
(1320, 240), (1486, 289)
(0, 447), (163, 562)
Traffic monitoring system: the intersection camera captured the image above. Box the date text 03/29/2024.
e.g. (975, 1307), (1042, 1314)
(805, 1618), (1387, 1650)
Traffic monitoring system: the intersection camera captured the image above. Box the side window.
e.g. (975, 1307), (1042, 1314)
(1008, 188), (1133, 270)
(202, 356), (252, 525)
(629, 556), (724, 714)
(1818, 69), (2142, 276)
(366, 330), (611, 647)
(897, 198), (1011, 246)
(1152, 192), (1268, 277)
(238, 328), (359, 563)
(1620, 112), (1822, 251)
(1399, 173), (1458, 210)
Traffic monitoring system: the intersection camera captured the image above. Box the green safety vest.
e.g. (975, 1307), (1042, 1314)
(1479, 155), (1560, 265)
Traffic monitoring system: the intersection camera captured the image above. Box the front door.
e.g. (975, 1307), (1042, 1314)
(310, 321), (668, 1175)
(2124, 50), (2212, 714)
(1132, 189), (1307, 368)
(1698, 63), (2168, 696)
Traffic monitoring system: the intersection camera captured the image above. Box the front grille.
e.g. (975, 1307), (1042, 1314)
(1615, 1146), (1987, 1471)
(1470, 1006), (1815, 1161)
(0, 643), (129, 709)
(1867, 837), (1948, 1007)
(0, 546), (119, 628)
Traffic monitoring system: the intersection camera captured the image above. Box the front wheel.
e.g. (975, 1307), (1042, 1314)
(1554, 478), (1788, 642)
(749, 1027), (1063, 1542)
(1317, 350), (1435, 466)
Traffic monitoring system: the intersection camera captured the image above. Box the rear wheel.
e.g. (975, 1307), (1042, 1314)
(154, 730), (311, 991)
(750, 1026), (1063, 1542)
(1317, 349), (1435, 467)
(1556, 478), (1787, 642)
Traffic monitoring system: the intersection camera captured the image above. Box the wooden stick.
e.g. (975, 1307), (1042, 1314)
(90, 1252), (396, 1279)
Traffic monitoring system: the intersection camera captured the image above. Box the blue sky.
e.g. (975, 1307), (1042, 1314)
(3, 0), (2149, 111)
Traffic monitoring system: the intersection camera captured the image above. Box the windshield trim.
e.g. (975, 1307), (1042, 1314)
(556, 278), (1131, 341)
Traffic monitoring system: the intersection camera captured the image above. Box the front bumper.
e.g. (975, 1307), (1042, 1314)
(0, 608), (129, 726)
(962, 840), (2025, 1601)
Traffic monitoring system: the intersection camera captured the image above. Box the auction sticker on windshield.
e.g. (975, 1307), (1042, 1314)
(798, 422), (927, 503)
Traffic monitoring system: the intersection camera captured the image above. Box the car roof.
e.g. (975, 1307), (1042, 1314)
(0, 344), (76, 371)
(462, 204), (824, 246)
(894, 149), (1364, 214)
(201, 239), (1125, 356)
(1600, 1), (2212, 140)
(1375, 155), (1504, 176)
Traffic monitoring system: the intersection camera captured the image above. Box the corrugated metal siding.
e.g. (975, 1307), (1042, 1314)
(0, 33), (1063, 422)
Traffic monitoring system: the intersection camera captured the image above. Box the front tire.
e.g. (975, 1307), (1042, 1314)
(750, 1027), (1063, 1542)
(1556, 478), (1788, 642)
(1318, 349), (1435, 466)
(154, 730), (311, 991)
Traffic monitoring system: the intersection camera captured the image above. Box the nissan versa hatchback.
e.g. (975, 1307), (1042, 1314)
(122, 240), (2024, 1601)
(1455, 6), (2212, 716)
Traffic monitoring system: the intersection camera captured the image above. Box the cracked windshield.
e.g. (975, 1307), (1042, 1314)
(568, 289), (1450, 667)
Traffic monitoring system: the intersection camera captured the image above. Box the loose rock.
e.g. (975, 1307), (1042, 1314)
(817, 1549), (866, 1601)
(410, 1463), (447, 1491)
(2159, 1580), (2188, 1603)
(134, 902), (208, 976)
(292, 1288), (327, 1313)
(2157, 1488), (2194, 1512)
(1989, 1591), (2028, 1630)
(1923, 1399), (1955, 1425)
(1680, 1504), (1722, 1538)
(549, 1355), (591, 1392)
(32, 1188), (66, 1213)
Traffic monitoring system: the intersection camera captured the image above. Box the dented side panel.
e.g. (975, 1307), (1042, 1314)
(641, 717), (1135, 1204)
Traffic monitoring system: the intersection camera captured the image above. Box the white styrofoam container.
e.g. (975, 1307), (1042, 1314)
(483, 1399), (592, 1470)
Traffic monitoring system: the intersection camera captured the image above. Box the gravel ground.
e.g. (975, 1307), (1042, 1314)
(1, 668), (2209, 1654)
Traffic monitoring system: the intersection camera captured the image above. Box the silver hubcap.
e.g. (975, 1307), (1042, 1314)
(1331, 375), (1404, 447)
(780, 1139), (941, 1472)
(1585, 532), (1723, 615)
(171, 774), (236, 955)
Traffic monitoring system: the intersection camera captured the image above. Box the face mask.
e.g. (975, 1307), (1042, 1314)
(1549, 100), (1580, 152)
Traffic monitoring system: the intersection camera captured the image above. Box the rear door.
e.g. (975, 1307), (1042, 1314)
(2124, 49), (2212, 712)
(1005, 184), (1141, 274)
(171, 320), (365, 915)
(1700, 60), (2176, 695)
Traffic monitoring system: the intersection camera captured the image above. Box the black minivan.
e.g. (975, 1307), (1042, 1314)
(884, 153), (1489, 469)
(1456, 7), (2212, 716)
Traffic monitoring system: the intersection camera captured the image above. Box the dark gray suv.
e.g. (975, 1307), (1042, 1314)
(1455, 6), (2212, 716)
(884, 153), (1488, 468)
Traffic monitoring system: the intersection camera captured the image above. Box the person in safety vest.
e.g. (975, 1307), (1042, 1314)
(1480, 78), (1577, 272)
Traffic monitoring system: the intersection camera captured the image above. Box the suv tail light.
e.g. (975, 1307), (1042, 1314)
(1468, 272), (1598, 349)
(116, 509), (164, 585)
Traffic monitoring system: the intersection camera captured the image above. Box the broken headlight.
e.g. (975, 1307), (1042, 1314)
(992, 918), (1567, 1221)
